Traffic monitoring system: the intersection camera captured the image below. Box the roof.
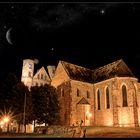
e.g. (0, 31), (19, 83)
(92, 59), (135, 83)
(77, 97), (90, 104)
(59, 59), (135, 84)
(60, 61), (93, 83)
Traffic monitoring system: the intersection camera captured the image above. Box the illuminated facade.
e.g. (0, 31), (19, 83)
(21, 59), (140, 127)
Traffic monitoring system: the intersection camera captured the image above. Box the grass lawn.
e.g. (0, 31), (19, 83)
(1, 126), (140, 138)
(85, 126), (140, 138)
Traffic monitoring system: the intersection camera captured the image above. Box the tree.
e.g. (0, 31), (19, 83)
(12, 82), (33, 133)
(31, 84), (60, 131)
(0, 72), (18, 110)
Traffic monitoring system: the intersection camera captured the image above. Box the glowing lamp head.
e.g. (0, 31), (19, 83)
(0, 121), (4, 125)
(3, 116), (10, 123)
(86, 111), (89, 114)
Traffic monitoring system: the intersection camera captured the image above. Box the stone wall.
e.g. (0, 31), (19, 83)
(70, 80), (94, 126)
(94, 77), (139, 127)
(57, 81), (72, 125)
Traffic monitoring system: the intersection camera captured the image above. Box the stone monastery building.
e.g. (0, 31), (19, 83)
(21, 59), (140, 127)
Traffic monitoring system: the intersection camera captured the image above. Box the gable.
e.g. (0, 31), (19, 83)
(51, 61), (70, 87)
(33, 67), (50, 81)
(77, 97), (90, 105)
(92, 59), (135, 83)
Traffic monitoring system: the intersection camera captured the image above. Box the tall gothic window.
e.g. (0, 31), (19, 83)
(106, 87), (110, 109)
(97, 89), (101, 110)
(122, 85), (128, 107)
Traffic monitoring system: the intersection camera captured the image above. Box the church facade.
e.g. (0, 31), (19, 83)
(21, 59), (140, 127)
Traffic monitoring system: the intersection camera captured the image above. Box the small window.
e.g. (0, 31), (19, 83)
(37, 74), (40, 79)
(61, 89), (64, 97)
(44, 75), (46, 80)
(41, 74), (43, 80)
(28, 72), (31, 77)
(87, 91), (90, 98)
(29, 64), (32, 69)
(77, 89), (80, 97)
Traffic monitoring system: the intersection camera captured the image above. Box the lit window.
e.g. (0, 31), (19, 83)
(77, 89), (80, 97)
(122, 85), (128, 107)
(87, 91), (90, 98)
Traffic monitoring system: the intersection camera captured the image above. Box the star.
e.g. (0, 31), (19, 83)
(51, 48), (54, 51)
(11, 6), (14, 9)
(100, 9), (105, 15)
(4, 25), (7, 29)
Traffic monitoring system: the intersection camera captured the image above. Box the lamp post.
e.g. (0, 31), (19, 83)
(23, 92), (26, 133)
(3, 116), (10, 132)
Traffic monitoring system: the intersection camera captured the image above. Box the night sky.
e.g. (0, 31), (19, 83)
(0, 2), (140, 81)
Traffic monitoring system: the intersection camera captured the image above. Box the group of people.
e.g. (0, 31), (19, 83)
(72, 120), (86, 138)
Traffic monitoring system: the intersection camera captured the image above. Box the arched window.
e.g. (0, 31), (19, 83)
(122, 85), (128, 107)
(77, 89), (80, 97)
(97, 89), (101, 110)
(106, 87), (110, 109)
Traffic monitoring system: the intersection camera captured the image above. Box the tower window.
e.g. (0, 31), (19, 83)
(29, 64), (32, 69)
(28, 72), (31, 77)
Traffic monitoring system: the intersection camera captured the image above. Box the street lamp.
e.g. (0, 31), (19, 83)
(3, 116), (10, 132)
(23, 92), (26, 133)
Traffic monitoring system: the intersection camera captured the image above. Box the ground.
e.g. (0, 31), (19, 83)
(1, 126), (140, 138)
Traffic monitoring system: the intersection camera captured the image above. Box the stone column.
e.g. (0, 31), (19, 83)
(132, 88), (139, 127)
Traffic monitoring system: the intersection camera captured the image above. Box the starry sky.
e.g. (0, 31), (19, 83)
(0, 2), (140, 81)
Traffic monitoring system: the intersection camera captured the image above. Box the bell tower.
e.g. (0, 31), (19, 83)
(21, 59), (35, 88)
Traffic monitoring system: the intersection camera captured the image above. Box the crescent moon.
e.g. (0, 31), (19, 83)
(6, 28), (13, 45)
